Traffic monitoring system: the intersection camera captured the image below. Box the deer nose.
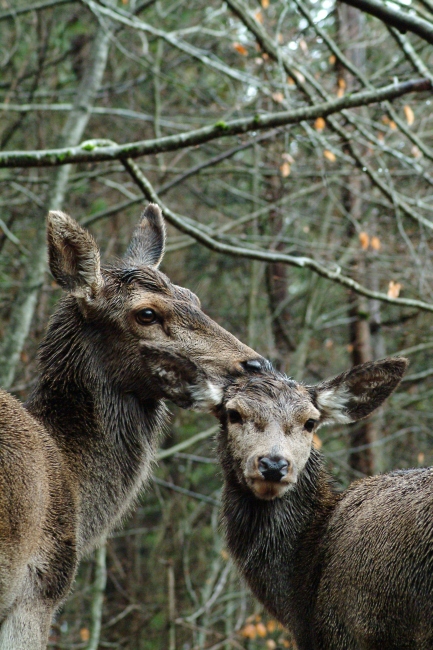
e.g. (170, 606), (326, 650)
(258, 456), (289, 482)
(241, 358), (265, 373)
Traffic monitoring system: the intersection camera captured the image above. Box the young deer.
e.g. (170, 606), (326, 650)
(0, 204), (265, 649)
(216, 358), (433, 650)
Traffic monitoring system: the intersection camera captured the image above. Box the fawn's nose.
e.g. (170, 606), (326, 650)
(258, 456), (289, 482)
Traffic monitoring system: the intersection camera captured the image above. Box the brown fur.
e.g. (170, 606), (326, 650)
(215, 359), (433, 650)
(0, 204), (265, 649)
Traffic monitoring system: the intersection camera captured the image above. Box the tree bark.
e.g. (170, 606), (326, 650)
(0, 23), (112, 388)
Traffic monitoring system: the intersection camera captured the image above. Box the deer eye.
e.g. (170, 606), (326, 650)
(227, 409), (243, 425)
(304, 418), (317, 433)
(135, 308), (158, 325)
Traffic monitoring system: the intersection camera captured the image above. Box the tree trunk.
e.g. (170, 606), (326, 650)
(0, 24), (112, 389)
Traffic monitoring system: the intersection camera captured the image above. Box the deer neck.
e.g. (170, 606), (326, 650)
(26, 299), (167, 556)
(221, 446), (338, 631)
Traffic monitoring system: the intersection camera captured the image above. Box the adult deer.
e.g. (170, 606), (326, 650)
(215, 359), (433, 650)
(0, 204), (264, 649)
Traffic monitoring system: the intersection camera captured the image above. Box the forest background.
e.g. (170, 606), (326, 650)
(1, 0), (433, 647)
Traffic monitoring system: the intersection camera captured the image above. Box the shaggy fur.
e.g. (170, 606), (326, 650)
(216, 359), (433, 650)
(0, 205), (263, 649)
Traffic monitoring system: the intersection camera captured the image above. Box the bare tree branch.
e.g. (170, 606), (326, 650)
(0, 78), (430, 169)
(121, 159), (433, 315)
(339, 0), (433, 45)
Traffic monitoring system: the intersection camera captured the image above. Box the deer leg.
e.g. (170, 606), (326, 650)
(0, 599), (54, 650)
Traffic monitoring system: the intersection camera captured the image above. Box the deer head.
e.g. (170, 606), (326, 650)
(46, 204), (265, 410)
(219, 358), (408, 499)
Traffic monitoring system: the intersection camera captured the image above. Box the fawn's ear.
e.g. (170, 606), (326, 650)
(124, 203), (166, 268)
(47, 211), (103, 298)
(310, 357), (408, 426)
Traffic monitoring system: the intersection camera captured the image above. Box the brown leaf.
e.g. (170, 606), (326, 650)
(313, 433), (322, 449)
(338, 77), (346, 89)
(370, 236), (381, 251)
(261, 0), (269, 7)
(80, 629), (90, 642)
(389, 120), (397, 130)
(387, 281), (402, 298)
(254, 9), (264, 23)
(404, 104), (415, 125)
(287, 76), (296, 86)
(359, 231), (369, 250)
(266, 641), (277, 650)
(256, 622), (267, 637)
(233, 42), (248, 56)
(241, 624), (257, 639)
(314, 117), (325, 131)
(329, 54), (336, 65)
(272, 91), (284, 103)
(280, 162), (291, 177)
(323, 149), (336, 162)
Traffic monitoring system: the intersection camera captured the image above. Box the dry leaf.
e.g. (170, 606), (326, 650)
(411, 145), (422, 158)
(272, 91), (284, 103)
(299, 38), (308, 53)
(220, 549), (229, 560)
(359, 231), (370, 250)
(314, 117), (325, 131)
(261, 0), (269, 7)
(370, 236), (381, 251)
(287, 76), (296, 86)
(387, 281), (402, 298)
(323, 149), (336, 162)
(267, 620), (278, 633)
(329, 54), (336, 65)
(280, 162), (291, 177)
(256, 622), (267, 637)
(294, 70), (305, 83)
(282, 152), (294, 163)
(389, 120), (397, 130)
(337, 87), (344, 98)
(254, 9), (264, 23)
(381, 115), (390, 125)
(338, 78), (346, 89)
(404, 104), (415, 125)
(262, 52), (269, 60)
(241, 624), (257, 639)
(233, 42), (248, 56)
(418, 452), (425, 465)
(313, 433), (322, 449)
(80, 628), (90, 642)
(266, 641), (277, 650)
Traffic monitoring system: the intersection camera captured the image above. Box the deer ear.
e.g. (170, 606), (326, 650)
(47, 211), (103, 298)
(124, 203), (166, 268)
(311, 357), (408, 426)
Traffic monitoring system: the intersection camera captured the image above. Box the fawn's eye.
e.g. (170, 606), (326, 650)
(227, 409), (243, 425)
(135, 308), (158, 325)
(304, 418), (317, 433)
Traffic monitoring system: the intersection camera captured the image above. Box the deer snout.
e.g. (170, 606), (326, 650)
(258, 456), (289, 482)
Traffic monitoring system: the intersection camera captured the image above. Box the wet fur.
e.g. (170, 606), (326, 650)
(217, 361), (433, 650)
(0, 205), (262, 649)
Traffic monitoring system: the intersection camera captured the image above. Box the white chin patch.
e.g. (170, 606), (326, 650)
(190, 381), (223, 411)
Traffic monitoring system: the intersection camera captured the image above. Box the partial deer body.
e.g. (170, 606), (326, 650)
(0, 205), (264, 649)
(216, 359), (433, 650)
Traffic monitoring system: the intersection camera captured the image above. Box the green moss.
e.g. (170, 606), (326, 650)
(214, 120), (228, 130)
(81, 142), (96, 151)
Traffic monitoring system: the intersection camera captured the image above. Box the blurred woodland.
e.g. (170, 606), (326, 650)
(1, 0), (433, 647)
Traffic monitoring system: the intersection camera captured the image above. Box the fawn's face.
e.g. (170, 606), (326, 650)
(220, 357), (408, 500)
(47, 205), (265, 411)
(222, 377), (320, 500)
